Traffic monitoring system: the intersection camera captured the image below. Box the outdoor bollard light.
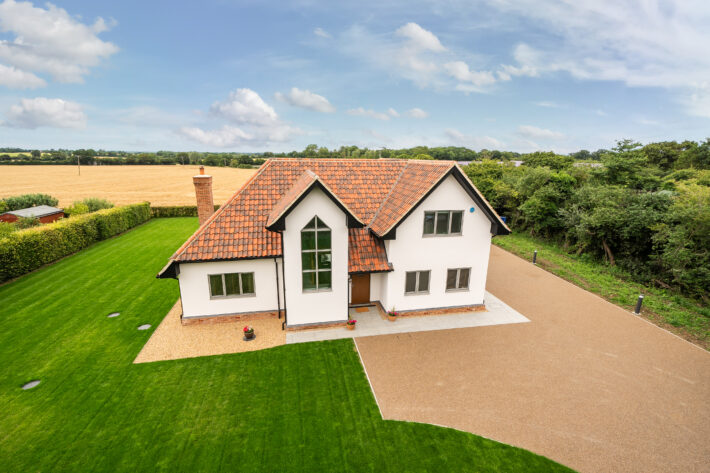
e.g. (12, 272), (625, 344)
(634, 295), (644, 315)
(533, 250), (538, 265)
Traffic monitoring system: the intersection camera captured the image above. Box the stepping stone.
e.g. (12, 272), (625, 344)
(22, 380), (40, 390)
(107, 312), (120, 318)
(137, 324), (151, 331)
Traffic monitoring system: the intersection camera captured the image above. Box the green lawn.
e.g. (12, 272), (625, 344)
(494, 232), (709, 350)
(0, 218), (573, 472)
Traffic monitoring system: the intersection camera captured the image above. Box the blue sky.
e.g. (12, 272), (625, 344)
(0, 0), (708, 153)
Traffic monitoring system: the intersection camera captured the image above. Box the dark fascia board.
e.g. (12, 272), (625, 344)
(265, 180), (365, 232)
(156, 255), (281, 279)
(381, 167), (510, 239)
(348, 267), (394, 275)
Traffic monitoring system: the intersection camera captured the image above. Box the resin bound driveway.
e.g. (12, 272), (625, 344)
(356, 246), (710, 473)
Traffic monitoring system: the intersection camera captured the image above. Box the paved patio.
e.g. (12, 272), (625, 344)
(285, 291), (529, 344)
(356, 246), (710, 473)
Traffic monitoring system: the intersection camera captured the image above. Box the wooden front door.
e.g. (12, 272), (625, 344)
(351, 274), (371, 305)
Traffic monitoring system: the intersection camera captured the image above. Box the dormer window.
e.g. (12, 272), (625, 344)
(301, 216), (332, 291)
(423, 211), (463, 236)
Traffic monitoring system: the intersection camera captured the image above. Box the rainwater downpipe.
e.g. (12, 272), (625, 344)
(280, 231), (288, 330)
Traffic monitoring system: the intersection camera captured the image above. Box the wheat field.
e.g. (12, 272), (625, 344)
(0, 165), (256, 207)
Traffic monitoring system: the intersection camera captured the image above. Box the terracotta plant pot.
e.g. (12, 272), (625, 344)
(244, 331), (255, 340)
(388, 315), (397, 322)
(346, 324), (356, 330)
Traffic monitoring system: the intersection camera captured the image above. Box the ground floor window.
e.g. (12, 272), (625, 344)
(446, 268), (470, 291)
(405, 270), (430, 294)
(209, 272), (255, 298)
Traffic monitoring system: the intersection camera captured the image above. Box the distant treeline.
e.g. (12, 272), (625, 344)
(2, 141), (708, 167)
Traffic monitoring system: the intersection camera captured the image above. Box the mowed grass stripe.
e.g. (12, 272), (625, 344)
(0, 218), (573, 472)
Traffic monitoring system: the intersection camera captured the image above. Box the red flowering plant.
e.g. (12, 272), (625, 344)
(243, 325), (254, 334)
(387, 310), (399, 317)
(346, 319), (357, 326)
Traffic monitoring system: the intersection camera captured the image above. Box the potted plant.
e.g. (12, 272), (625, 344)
(243, 325), (255, 340)
(346, 319), (357, 330)
(387, 309), (398, 322)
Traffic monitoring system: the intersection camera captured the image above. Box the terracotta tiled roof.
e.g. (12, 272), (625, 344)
(266, 170), (318, 228)
(265, 169), (364, 230)
(164, 158), (507, 275)
(369, 161), (453, 236)
(348, 228), (393, 273)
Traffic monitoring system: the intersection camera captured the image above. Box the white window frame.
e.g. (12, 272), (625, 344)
(423, 210), (464, 237)
(445, 267), (471, 292)
(404, 270), (431, 295)
(208, 272), (256, 299)
(301, 216), (332, 293)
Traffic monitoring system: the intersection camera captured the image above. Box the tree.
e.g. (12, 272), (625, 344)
(651, 183), (710, 301)
(30, 150), (41, 159)
(521, 151), (574, 170)
(676, 139), (710, 170)
(303, 144), (318, 157)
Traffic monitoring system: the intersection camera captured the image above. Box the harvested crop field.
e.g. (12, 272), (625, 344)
(0, 165), (256, 207)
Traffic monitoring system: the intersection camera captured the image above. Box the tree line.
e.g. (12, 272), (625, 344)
(463, 139), (710, 303)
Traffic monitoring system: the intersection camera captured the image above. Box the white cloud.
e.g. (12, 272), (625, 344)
(406, 107), (428, 119)
(2, 97), (86, 129)
(0, 63), (45, 88)
(517, 125), (564, 140)
(446, 128), (503, 149)
(181, 88), (302, 147)
(395, 22), (446, 52)
(178, 123), (301, 147)
(210, 88), (279, 126)
(179, 126), (252, 147)
(684, 82), (710, 118)
(339, 23), (445, 88)
(444, 61), (497, 87)
(487, 1), (710, 117)
(0, 0), (118, 86)
(386, 107), (399, 117)
(313, 27), (331, 38)
(347, 107), (392, 120)
(534, 101), (564, 109)
(275, 87), (335, 113)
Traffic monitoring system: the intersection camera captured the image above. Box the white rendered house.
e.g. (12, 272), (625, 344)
(158, 159), (510, 328)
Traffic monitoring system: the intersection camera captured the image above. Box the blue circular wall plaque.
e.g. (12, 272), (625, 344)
(469, 207), (475, 213)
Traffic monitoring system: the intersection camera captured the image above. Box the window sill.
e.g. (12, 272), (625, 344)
(210, 293), (256, 300)
(404, 291), (430, 296)
(302, 288), (333, 294)
(422, 233), (463, 238)
(445, 288), (470, 293)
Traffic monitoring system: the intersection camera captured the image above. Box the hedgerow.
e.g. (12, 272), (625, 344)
(0, 202), (150, 283)
(150, 205), (220, 218)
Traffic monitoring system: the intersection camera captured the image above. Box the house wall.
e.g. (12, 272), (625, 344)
(382, 174), (492, 312)
(178, 258), (283, 318)
(369, 272), (385, 305)
(282, 187), (349, 326)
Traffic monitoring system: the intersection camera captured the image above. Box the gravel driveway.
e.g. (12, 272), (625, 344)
(356, 246), (710, 473)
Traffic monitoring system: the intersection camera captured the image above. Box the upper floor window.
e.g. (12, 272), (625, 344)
(301, 216), (332, 291)
(405, 270), (430, 294)
(423, 211), (463, 236)
(209, 272), (255, 298)
(446, 268), (471, 291)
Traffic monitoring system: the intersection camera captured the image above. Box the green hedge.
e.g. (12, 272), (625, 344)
(0, 203), (151, 283)
(150, 205), (220, 218)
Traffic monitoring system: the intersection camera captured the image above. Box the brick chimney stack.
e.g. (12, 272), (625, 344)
(193, 165), (214, 225)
